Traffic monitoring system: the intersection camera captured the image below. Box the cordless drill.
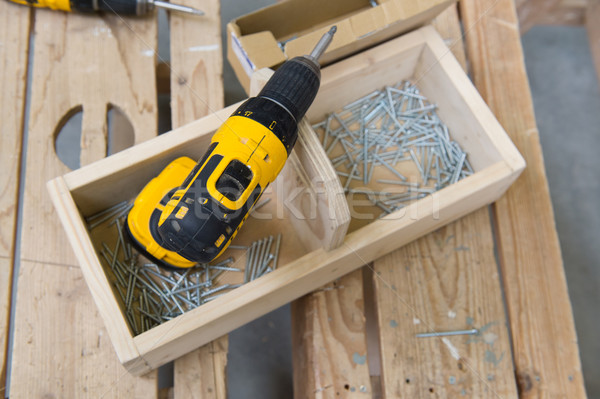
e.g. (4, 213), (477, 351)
(125, 27), (337, 268)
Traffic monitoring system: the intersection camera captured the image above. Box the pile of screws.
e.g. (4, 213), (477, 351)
(86, 202), (281, 335)
(312, 80), (473, 217)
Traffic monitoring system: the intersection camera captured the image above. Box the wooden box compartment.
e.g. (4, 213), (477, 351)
(48, 25), (524, 375)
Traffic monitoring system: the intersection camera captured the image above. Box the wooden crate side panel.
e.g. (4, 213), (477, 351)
(47, 177), (140, 364)
(10, 11), (159, 397)
(168, 1), (228, 397)
(460, 0), (587, 397)
(416, 28), (526, 173)
(0, 2), (30, 393)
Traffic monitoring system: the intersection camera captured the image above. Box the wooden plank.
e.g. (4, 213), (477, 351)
(516, 0), (562, 33)
(0, 2), (30, 393)
(167, 1), (228, 397)
(291, 273), (372, 398)
(516, 0), (587, 31)
(371, 5), (518, 397)
(460, 0), (587, 397)
(587, 0), (600, 84)
(10, 261), (157, 398)
(173, 337), (228, 399)
(19, 12), (159, 266)
(373, 209), (519, 397)
(168, 0), (223, 128)
(10, 10), (159, 397)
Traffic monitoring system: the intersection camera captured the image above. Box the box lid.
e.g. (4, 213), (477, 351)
(227, 0), (456, 92)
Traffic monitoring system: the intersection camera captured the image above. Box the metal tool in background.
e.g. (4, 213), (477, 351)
(8, 0), (204, 16)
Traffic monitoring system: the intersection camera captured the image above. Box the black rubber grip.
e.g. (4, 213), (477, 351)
(94, 0), (138, 14)
(257, 56), (321, 122)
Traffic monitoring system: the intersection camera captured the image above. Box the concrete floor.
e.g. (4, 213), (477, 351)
(50, 3), (600, 397)
(522, 26), (600, 398)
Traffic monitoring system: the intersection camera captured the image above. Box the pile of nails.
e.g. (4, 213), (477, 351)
(243, 234), (282, 283)
(312, 80), (473, 217)
(86, 201), (281, 335)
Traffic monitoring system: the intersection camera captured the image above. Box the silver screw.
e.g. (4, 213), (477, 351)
(416, 328), (478, 338)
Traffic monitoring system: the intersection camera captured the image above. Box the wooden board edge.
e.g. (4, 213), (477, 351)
(586, 0), (600, 85)
(0, 3), (31, 393)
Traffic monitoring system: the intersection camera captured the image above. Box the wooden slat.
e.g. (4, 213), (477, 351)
(18, 13), (159, 266)
(167, 1), (228, 397)
(460, 0), (587, 397)
(516, 0), (562, 33)
(168, 0), (223, 128)
(516, 0), (587, 32)
(10, 261), (158, 397)
(291, 273), (372, 397)
(10, 10), (159, 397)
(373, 209), (519, 397)
(0, 2), (30, 393)
(587, 0), (600, 84)
(372, 5), (518, 398)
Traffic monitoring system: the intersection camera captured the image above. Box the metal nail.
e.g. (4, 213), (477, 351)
(416, 328), (478, 338)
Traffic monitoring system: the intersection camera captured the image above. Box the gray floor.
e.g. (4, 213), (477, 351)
(522, 26), (600, 397)
(50, 4), (600, 397)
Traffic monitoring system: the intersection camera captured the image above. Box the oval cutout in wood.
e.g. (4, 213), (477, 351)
(107, 104), (135, 155)
(54, 105), (83, 170)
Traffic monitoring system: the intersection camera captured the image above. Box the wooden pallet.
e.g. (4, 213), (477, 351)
(0, 0), (588, 398)
(0, 1), (227, 397)
(291, 1), (588, 398)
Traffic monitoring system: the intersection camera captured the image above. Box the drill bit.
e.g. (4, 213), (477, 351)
(309, 26), (337, 63)
(153, 0), (204, 15)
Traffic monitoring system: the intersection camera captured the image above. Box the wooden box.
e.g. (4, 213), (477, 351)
(47, 25), (524, 375)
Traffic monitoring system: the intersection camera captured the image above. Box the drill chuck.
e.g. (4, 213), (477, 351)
(257, 56), (321, 123)
(257, 26), (336, 123)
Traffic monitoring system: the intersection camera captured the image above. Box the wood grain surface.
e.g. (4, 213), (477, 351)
(373, 209), (519, 398)
(461, 0), (587, 397)
(291, 273), (372, 398)
(10, 10), (159, 397)
(168, 1), (229, 397)
(0, 2), (30, 393)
